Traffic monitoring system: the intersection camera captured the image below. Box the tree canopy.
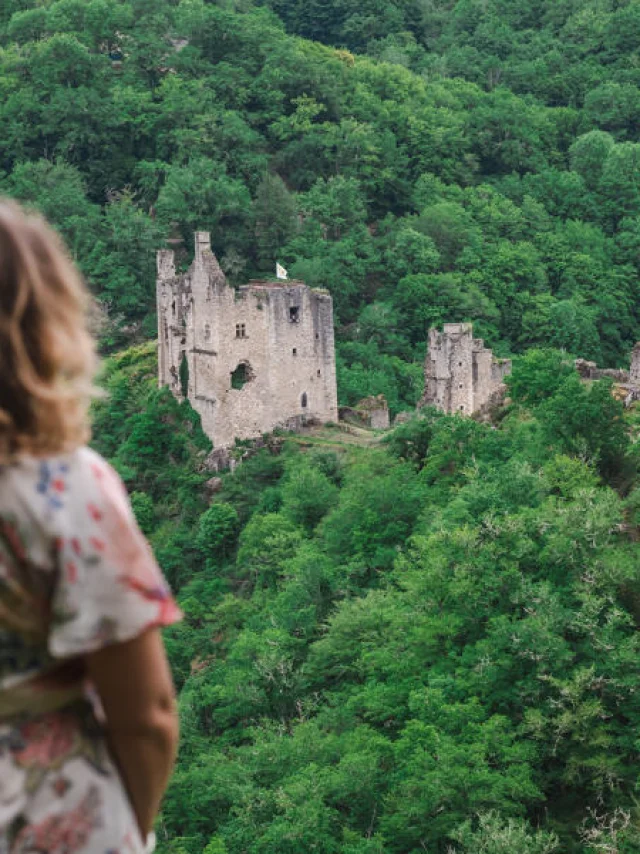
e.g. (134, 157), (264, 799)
(1, 0), (640, 407)
(2, 2), (640, 851)
(89, 343), (640, 854)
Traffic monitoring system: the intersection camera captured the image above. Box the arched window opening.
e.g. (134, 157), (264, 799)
(230, 362), (254, 391)
(301, 392), (308, 409)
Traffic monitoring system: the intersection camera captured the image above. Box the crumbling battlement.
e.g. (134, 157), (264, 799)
(157, 232), (338, 449)
(419, 323), (511, 416)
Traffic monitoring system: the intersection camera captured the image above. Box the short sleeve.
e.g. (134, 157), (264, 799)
(48, 449), (181, 659)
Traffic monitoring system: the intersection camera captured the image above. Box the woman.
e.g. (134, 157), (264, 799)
(0, 199), (181, 852)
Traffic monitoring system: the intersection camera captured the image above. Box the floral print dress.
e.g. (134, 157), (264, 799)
(0, 447), (181, 853)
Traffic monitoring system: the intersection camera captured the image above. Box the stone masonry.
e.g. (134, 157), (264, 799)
(420, 323), (511, 416)
(573, 345), (640, 406)
(575, 359), (629, 383)
(157, 232), (338, 449)
(631, 343), (640, 387)
(338, 395), (391, 430)
(361, 395), (391, 430)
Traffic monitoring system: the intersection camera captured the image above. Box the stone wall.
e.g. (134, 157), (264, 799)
(357, 395), (390, 430)
(575, 347), (640, 408)
(158, 233), (338, 449)
(575, 359), (630, 383)
(631, 343), (640, 387)
(420, 323), (511, 416)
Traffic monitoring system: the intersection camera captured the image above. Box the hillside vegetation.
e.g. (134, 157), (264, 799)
(93, 345), (640, 854)
(2, 0), (640, 412)
(2, 1), (640, 851)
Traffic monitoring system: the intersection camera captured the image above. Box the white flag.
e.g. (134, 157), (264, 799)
(276, 262), (288, 280)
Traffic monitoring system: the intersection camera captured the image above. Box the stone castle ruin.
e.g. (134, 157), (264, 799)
(421, 324), (640, 417)
(157, 234), (639, 448)
(157, 232), (338, 449)
(629, 343), (640, 387)
(420, 323), (512, 416)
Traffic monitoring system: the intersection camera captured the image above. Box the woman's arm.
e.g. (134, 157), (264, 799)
(86, 628), (179, 839)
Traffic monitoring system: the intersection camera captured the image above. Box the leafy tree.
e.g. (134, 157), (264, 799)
(6, 7), (48, 43)
(1, 159), (101, 264)
(236, 512), (304, 589)
(155, 158), (253, 257)
(320, 450), (423, 581)
(569, 131), (615, 191)
(253, 172), (297, 271)
(584, 83), (640, 139)
(196, 504), (240, 564)
(130, 490), (155, 535)
(86, 192), (166, 319)
(537, 375), (631, 479)
(415, 201), (480, 270)
(280, 462), (339, 532)
(599, 142), (640, 228)
(383, 225), (440, 282)
(506, 349), (575, 407)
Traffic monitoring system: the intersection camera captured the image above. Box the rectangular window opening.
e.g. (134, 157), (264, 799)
(289, 306), (300, 323)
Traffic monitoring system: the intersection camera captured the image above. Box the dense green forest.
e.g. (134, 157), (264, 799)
(92, 345), (640, 853)
(2, 0), (640, 410)
(2, 0), (640, 851)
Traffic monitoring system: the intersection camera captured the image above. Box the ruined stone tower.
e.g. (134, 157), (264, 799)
(420, 323), (511, 415)
(157, 233), (338, 448)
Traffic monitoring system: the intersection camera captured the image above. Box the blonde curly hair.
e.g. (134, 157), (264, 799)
(0, 198), (96, 460)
